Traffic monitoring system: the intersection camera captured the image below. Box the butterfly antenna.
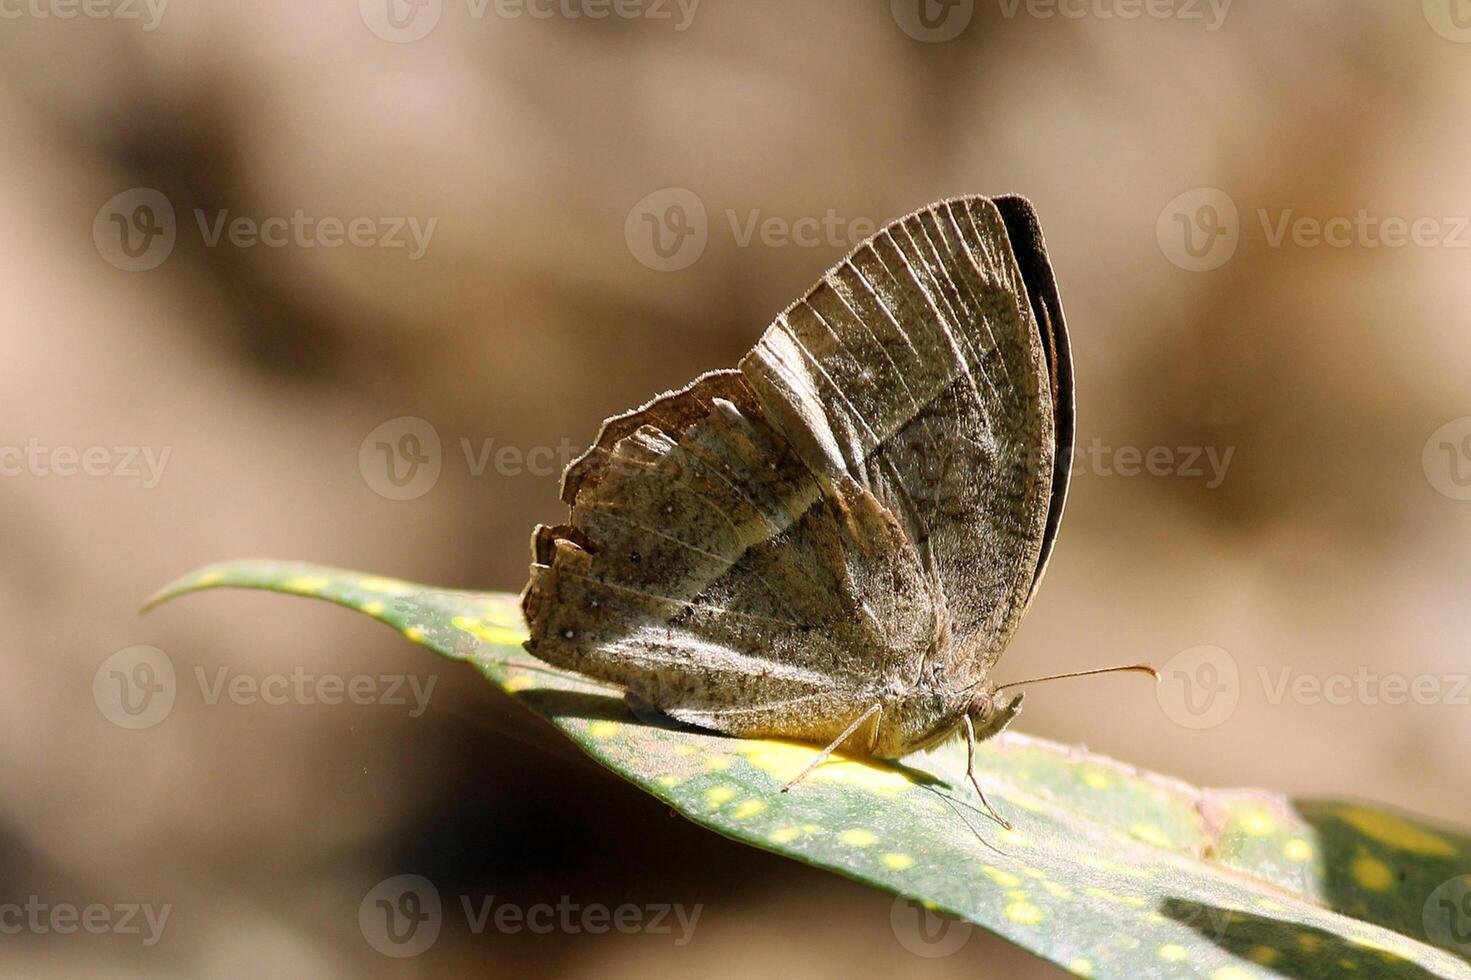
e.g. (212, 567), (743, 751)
(996, 663), (1159, 691)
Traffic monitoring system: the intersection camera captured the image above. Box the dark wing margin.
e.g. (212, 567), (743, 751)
(993, 196), (1074, 601)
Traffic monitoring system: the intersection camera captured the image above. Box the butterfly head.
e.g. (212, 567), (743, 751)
(966, 686), (1024, 743)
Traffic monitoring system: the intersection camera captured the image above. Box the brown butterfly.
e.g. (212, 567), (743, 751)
(521, 195), (1150, 827)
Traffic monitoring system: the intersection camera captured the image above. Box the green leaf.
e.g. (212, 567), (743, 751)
(147, 560), (1471, 979)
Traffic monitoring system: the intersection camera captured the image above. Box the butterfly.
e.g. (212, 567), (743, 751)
(522, 195), (1148, 827)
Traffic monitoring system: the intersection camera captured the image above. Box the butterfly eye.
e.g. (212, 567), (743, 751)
(968, 691), (995, 723)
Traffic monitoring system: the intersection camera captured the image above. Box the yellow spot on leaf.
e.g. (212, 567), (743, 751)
(982, 866), (1022, 888)
(1351, 852), (1395, 892)
(1069, 958), (1093, 977)
(732, 799), (765, 819)
(587, 721), (621, 739)
(656, 775), (678, 788)
(996, 827), (1032, 847)
(705, 786), (735, 808)
(451, 615), (526, 646)
(504, 675), (535, 693)
(881, 853), (914, 870)
(1249, 946), (1280, 965)
(1130, 824), (1173, 848)
(356, 576), (411, 594)
(840, 829), (877, 847)
(1237, 809), (1276, 836)
(1297, 933), (1322, 953)
(802, 824), (821, 834)
(1157, 944), (1188, 962)
(1003, 901), (1042, 925)
(1336, 806), (1457, 856)
(1083, 770), (1110, 789)
(1284, 837), (1313, 862)
(361, 601), (386, 616)
(285, 576), (330, 593)
(404, 627), (425, 642)
(770, 826), (798, 843)
(1042, 881), (1071, 900)
(196, 570), (223, 586)
(733, 740), (911, 795)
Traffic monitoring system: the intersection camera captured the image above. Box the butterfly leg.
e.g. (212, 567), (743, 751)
(781, 703), (882, 793)
(964, 713), (1013, 830)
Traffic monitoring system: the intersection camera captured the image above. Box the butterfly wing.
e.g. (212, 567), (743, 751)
(991, 195), (1075, 605)
(522, 196), (1064, 750)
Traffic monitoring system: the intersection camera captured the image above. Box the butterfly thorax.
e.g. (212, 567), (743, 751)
(870, 680), (1024, 758)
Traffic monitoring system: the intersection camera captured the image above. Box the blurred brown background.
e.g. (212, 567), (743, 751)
(4, 0), (1471, 976)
